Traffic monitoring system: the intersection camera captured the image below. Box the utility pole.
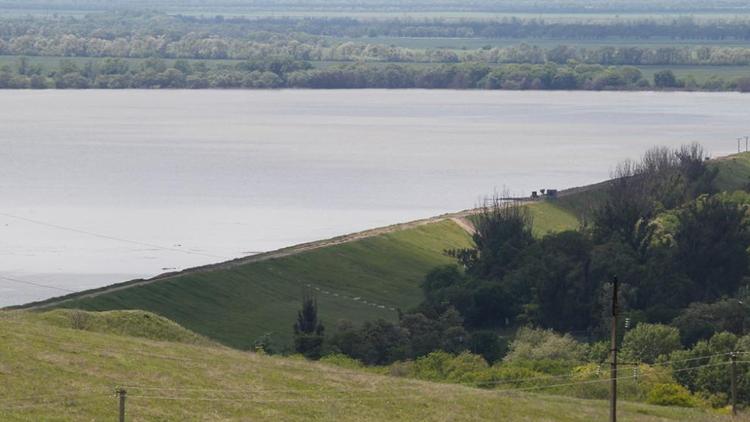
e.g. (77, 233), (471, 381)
(739, 138), (743, 154)
(610, 276), (619, 422)
(731, 353), (737, 416)
(746, 136), (749, 152)
(116, 388), (127, 422)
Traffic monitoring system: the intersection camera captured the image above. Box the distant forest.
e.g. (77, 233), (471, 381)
(1, 12), (750, 90)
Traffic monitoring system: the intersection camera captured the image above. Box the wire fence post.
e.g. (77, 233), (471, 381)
(116, 388), (127, 422)
(730, 353), (737, 416)
(610, 276), (619, 422)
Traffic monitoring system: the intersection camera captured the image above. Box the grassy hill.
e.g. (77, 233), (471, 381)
(0, 311), (736, 421)
(712, 153), (750, 192)
(36, 309), (215, 346)
(22, 202), (578, 350)
(48, 220), (476, 349)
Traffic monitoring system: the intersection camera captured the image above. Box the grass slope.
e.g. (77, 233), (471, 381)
(0, 312), (736, 421)
(712, 152), (750, 192)
(528, 200), (580, 236)
(54, 220), (474, 349)
(36, 309), (215, 346)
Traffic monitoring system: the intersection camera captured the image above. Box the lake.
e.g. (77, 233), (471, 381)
(1, 89), (747, 306)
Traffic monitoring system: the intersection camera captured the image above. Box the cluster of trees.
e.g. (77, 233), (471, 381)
(7, 12), (750, 65)
(4, 58), (750, 92)
(291, 143), (750, 407)
(6, 13), (750, 67)
(426, 145), (744, 336)
(10, 31), (750, 67)
(0, 57), (301, 89)
(317, 324), (750, 407)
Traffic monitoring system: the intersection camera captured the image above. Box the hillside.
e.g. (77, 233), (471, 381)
(0, 312), (736, 421)
(36, 309), (215, 346)
(47, 219), (475, 349)
(18, 201), (577, 350)
(19, 152), (750, 350)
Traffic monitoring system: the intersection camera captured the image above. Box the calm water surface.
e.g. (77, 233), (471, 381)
(0, 89), (746, 306)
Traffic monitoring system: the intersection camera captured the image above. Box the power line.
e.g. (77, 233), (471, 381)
(0, 211), (389, 314)
(0, 211), (233, 260)
(126, 394), (420, 403)
(656, 352), (734, 366)
(0, 275), (79, 293)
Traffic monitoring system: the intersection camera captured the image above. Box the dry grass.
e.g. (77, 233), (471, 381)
(0, 311), (741, 421)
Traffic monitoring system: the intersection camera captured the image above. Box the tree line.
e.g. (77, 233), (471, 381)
(6, 13), (750, 66)
(3, 57), (750, 92)
(9, 32), (750, 67)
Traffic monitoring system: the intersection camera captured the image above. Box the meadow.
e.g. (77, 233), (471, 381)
(0, 310), (738, 421)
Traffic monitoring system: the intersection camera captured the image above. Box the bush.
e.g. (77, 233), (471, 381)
(654, 70), (680, 88)
(319, 353), (363, 369)
(504, 327), (588, 363)
(647, 383), (701, 407)
(69, 310), (91, 330)
(469, 330), (508, 364)
(476, 365), (543, 389)
(411, 351), (488, 383)
(621, 323), (681, 364)
(735, 77), (750, 93)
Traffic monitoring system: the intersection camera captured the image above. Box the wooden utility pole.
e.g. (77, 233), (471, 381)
(610, 276), (619, 422)
(116, 388), (127, 422)
(731, 353), (738, 416)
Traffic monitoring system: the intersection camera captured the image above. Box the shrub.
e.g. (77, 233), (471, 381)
(469, 330), (508, 364)
(621, 323), (681, 364)
(647, 383), (701, 407)
(476, 365), (544, 389)
(319, 353), (363, 370)
(411, 351), (488, 384)
(388, 360), (414, 378)
(504, 327), (588, 363)
(735, 77), (750, 93)
(654, 70), (680, 88)
(69, 310), (91, 330)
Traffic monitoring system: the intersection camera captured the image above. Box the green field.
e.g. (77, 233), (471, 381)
(332, 36), (750, 50)
(712, 152), (750, 191)
(0, 310), (737, 421)
(639, 65), (750, 83)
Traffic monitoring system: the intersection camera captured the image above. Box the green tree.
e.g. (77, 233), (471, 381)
(674, 196), (749, 302)
(293, 294), (325, 359)
(654, 70), (680, 88)
(621, 323), (681, 363)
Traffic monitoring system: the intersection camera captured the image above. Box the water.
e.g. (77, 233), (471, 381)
(1, 89), (747, 306)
